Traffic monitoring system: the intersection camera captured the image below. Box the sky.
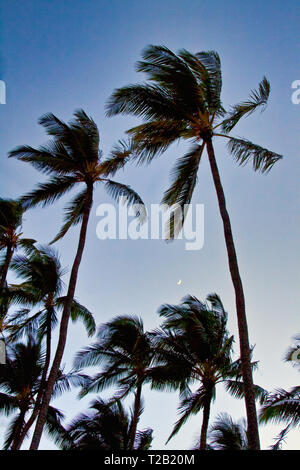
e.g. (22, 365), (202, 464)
(0, 0), (300, 450)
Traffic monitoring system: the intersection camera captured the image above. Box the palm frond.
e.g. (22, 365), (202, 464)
(103, 179), (147, 223)
(225, 379), (268, 405)
(162, 144), (204, 239)
(194, 50), (223, 113)
(166, 387), (208, 443)
(127, 120), (186, 164)
(222, 77), (270, 132)
(259, 387), (300, 427)
(50, 188), (88, 244)
(106, 83), (186, 121)
(269, 422), (291, 450)
(56, 296), (96, 336)
(98, 140), (132, 176)
(19, 175), (78, 210)
(0, 393), (18, 415)
(227, 137), (282, 173)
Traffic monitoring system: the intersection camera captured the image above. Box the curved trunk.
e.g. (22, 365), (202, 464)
(12, 300), (53, 450)
(206, 139), (260, 450)
(29, 187), (93, 450)
(128, 382), (142, 450)
(0, 243), (13, 290)
(200, 388), (213, 450)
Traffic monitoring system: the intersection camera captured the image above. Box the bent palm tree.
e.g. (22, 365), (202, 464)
(106, 45), (283, 448)
(152, 294), (265, 449)
(5, 246), (95, 449)
(55, 398), (153, 450)
(9, 109), (145, 449)
(74, 315), (154, 449)
(0, 336), (67, 450)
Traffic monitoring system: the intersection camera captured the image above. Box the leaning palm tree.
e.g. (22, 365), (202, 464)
(106, 45), (283, 448)
(54, 397), (153, 450)
(5, 245), (95, 449)
(9, 109), (145, 449)
(0, 336), (69, 450)
(0, 198), (35, 290)
(152, 294), (265, 450)
(74, 315), (154, 449)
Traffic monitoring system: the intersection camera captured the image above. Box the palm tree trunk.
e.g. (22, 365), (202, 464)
(29, 187), (93, 450)
(12, 302), (53, 450)
(128, 382), (142, 450)
(206, 139), (260, 450)
(0, 243), (13, 290)
(200, 388), (213, 450)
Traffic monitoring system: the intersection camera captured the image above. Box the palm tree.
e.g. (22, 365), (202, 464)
(106, 45), (283, 448)
(0, 336), (67, 450)
(152, 294), (265, 450)
(74, 315), (154, 449)
(202, 413), (248, 450)
(0, 198), (35, 290)
(9, 109), (145, 449)
(54, 397), (153, 450)
(5, 245), (95, 449)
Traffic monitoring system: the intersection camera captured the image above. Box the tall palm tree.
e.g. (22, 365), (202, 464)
(5, 246), (95, 449)
(106, 45), (283, 448)
(0, 336), (68, 450)
(74, 315), (154, 449)
(54, 397), (153, 450)
(152, 294), (265, 450)
(9, 109), (145, 449)
(0, 198), (35, 290)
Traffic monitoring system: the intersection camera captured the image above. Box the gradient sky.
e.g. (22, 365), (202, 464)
(0, 0), (300, 450)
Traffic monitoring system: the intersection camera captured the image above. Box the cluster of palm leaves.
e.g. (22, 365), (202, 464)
(0, 44), (297, 450)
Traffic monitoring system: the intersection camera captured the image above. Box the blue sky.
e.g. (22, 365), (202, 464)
(0, 0), (300, 450)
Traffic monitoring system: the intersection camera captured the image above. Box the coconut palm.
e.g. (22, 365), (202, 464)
(0, 336), (76, 450)
(4, 245), (95, 449)
(74, 315), (154, 449)
(54, 397), (153, 450)
(152, 294), (265, 450)
(9, 109), (145, 449)
(106, 45), (283, 448)
(0, 198), (35, 290)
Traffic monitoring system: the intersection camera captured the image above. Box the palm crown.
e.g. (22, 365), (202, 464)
(56, 397), (153, 451)
(75, 315), (154, 449)
(152, 294), (262, 448)
(9, 109), (145, 243)
(106, 45), (282, 232)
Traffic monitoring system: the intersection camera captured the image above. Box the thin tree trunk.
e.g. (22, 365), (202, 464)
(128, 382), (142, 450)
(12, 301), (53, 450)
(199, 389), (212, 450)
(0, 243), (13, 290)
(30, 187), (93, 450)
(206, 139), (260, 450)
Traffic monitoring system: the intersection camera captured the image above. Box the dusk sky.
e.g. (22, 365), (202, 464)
(0, 0), (299, 449)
